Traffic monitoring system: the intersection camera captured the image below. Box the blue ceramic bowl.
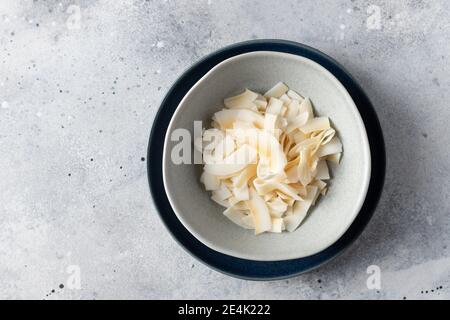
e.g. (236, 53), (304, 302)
(147, 40), (385, 280)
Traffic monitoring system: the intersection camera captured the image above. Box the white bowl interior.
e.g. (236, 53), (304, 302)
(163, 51), (370, 261)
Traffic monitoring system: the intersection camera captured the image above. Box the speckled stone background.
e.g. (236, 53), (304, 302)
(0, 0), (449, 300)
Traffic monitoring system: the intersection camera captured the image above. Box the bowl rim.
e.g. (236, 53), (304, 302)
(147, 39), (386, 280)
(162, 51), (371, 261)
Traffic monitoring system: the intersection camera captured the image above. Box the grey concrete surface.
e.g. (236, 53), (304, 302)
(0, 0), (449, 299)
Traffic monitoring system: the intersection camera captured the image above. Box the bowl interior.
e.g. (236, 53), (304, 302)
(163, 51), (371, 261)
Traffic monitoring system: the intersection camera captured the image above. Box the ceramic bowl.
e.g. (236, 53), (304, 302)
(162, 51), (371, 261)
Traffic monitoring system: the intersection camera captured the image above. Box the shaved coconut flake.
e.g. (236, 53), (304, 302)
(231, 201), (248, 211)
(299, 97), (314, 120)
(282, 134), (294, 155)
(211, 193), (230, 207)
(204, 144), (258, 176)
(313, 179), (327, 190)
(285, 165), (299, 183)
(316, 160), (330, 180)
(264, 82), (288, 98)
(213, 134), (236, 161)
(232, 164), (257, 188)
(311, 179), (326, 205)
(292, 130), (307, 144)
(285, 112), (309, 133)
(285, 155), (300, 170)
(279, 117), (288, 129)
(287, 89), (304, 101)
(279, 94), (291, 105)
(285, 99), (300, 118)
(327, 152), (342, 164)
(214, 109), (264, 129)
(270, 218), (285, 233)
(318, 136), (342, 157)
(223, 206), (254, 229)
(266, 97), (284, 115)
(246, 130), (287, 175)
(311, 185), (323, 205)
(288, 183), (307, 197)
(264, 113), (279, 132)
(284, 186), (318, 232)
(285, 206), (293, 216)
(202, 129), (224, 154)
(214, 182), (232, 200)
(241, 214), (255, 229)
(267, 197), (288, 218)
(222, 178), (234, 189)
(253, 178), (303, 201)
(233, 120), (255, 129)
(297, 147), (315, 186)
(254, 95), (268, 111)
(199, 83), (341, 234)
(247, 187), (272, 234)
(256, 156), (272, 179)
(300, 117), (330, 133)
(317, 128), (336, 146)
(263, 192), (276, 202)
(224, 89), (258, 109)
(200, 171), (220, 190)
(233, 183), (250, 201)
(203, 128), (224, 143)
(227, 195), (240, 206)
(276, 191), (295, 206)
